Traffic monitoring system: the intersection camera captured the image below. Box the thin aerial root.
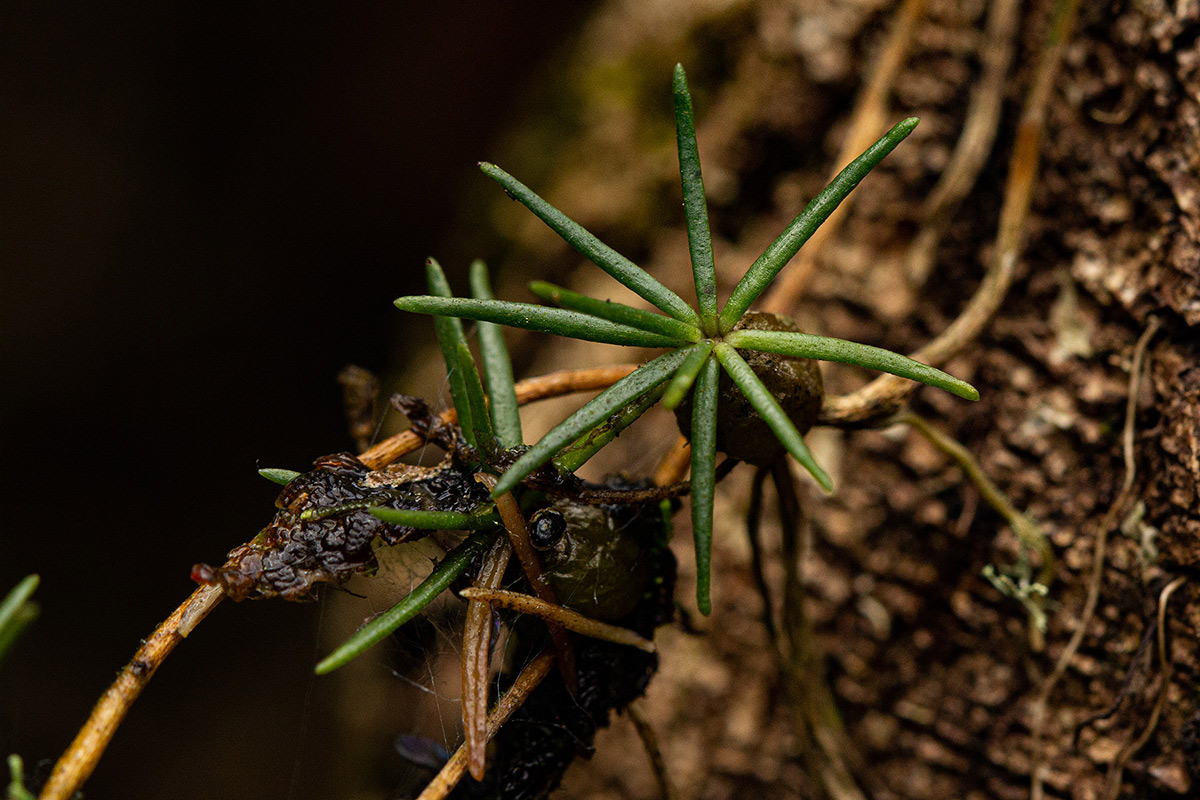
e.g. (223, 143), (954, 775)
(1102, 576), (1187, 800)
(821, 0), (1082, 427)
(416, 649), (557, 800)
(772, 460), (867, 800)
(462, 535), (513, 781)
(1029, 315), (1160, 800)
(361, 365), (639, 469)
(627, 700), (678, 800)
(532, 479), (691, 505)
(905, 0), (1020, 285)
(477, 474), (579, 694)
(745, 465), (778, 648)
(459, 588), (655, 652)
(898, 410), (1051, 649)
(760, 0), (926, 314)
(36, 584), (224, 800)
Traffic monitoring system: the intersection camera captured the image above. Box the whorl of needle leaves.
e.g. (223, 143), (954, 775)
(395, 64), (979, 614)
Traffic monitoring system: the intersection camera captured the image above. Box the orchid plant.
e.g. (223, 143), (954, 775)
(394, 64), (978, 614)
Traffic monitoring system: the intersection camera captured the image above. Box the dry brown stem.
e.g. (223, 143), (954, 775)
(481, 475), (578, 694)
(653, 435), (692, 487)
(415, 649), (557, 800)
(460, 532), (513, 781)
(37, 585), (223, 800)
(360, 364), (639, 469)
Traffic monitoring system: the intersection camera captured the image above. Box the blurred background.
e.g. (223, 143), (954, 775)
(1, 2), (594, 797)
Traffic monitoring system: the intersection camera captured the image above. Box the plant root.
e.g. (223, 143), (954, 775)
(458, 588), (656, 653)
(627, 700), (678, 800)
(896, 411), (1052, 649)
(361, 365), (639, 469)
(745, 464), (778, 647)
(773, 459), (868, 800)
(904, 0), (1020, 286)
(1029, 316), (1160, 800)
(820, 0), (1081, 428)
(479, 474), (578, 694)
(36, 584), (223, 800)
(1102, 576), (1187, 800)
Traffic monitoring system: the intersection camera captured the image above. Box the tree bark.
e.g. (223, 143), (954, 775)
(368, 1), (1200, 797)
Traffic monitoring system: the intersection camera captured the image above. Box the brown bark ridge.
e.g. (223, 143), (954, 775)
(355, 1), (1200, 798)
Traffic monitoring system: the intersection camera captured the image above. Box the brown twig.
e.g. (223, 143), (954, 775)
(821, 0), (1081, 428)
(904, 0), (1021, 285)
(1029, 316), (1160, 800)
(415, 649), (557, 800)
(461, 534), (513, 781)
(38, 364), (640, 800)
(37, 585), (224, 800)
(1102, 576), (1187, 800)
(627, 700), (678, 800)
(360, 364), (639, 469)
(760, 0), (925, 316)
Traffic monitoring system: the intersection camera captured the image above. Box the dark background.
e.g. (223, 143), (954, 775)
(1, 3), (591, 797)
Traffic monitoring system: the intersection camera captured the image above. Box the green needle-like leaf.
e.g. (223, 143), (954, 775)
(426, 259), (478, 447)
(555, 384), (668, 473)
(7, 755), (36, 800)
(367, 507), (499, 529)
(259, 467), (301, 486)
(719, 118), (920, 332)
(491, 346), (695, 497)
(529, 280), (701, 342)
(662, 340), (715, 410)
(315, 532), (496, 674)
(725, 329), (980, 400)
(454, 341), (497, 456)
(469, 260), (524, 448)
(0, 575), (39, 664)
(713, 343), (833, 491)
(396, 295), (691, 349)
(673, 64), (718, 332)
(480, 161), (701, 326)
(689, 357), (719, 615)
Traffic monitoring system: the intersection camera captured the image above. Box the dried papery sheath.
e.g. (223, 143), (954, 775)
(192, 453), (490, 601)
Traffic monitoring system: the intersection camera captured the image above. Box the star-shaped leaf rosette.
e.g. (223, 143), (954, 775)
(396, 64), (979, 614)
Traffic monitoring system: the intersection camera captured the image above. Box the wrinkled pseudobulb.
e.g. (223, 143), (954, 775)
(192, 452), (488, 601)
(674, 311), (824, 464)
(449, 476), (675, 800)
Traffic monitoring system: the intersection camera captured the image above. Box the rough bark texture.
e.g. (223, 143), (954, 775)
(354, 1), (1200, 798)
